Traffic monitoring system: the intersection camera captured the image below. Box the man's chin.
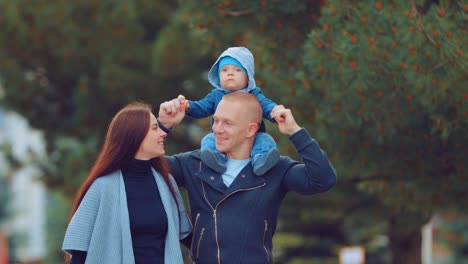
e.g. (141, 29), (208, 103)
(215, 145), (225, 153)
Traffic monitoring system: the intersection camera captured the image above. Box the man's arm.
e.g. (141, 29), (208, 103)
(158, 95), (187, 129)
(158, 96), (191, 186)
(271, 105), (337, 194)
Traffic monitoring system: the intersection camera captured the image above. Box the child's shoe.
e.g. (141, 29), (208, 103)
(252, 148), (280, 175)
(200, 149), (227, 173)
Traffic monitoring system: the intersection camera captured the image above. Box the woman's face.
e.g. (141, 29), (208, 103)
(134, 114), (167, 160)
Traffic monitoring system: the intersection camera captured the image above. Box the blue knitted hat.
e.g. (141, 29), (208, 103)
(218, 56), (247, 74)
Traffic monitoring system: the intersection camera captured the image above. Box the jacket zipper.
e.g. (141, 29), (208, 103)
(202, 180), (266, 264)
(263, 220), (270, 262)
(197, 228), (205, 258)
(190, 213), (201, 258)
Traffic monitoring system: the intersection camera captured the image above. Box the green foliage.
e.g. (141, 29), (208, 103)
(0, 0), (193, 139)
(0, 176), (9, 223)
(45, 191), (70, 264)
(303, 0), (467, 212)
(0, 0), (202, 194)
(176, 0), (323, 104)
(0, 143), (15, 223)
(436, 213), (468, 261)
(42, 136), (99, 195)
(273, 232), (307, 248)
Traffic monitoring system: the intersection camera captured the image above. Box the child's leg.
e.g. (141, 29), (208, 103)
(201, 132), (217, 151)
(251, 132), (280, 175)
(200, 132), (227, 173)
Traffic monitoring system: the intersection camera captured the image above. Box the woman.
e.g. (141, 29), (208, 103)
(62, 102), (191, 264)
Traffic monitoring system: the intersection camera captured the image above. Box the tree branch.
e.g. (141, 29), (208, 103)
(411, 0), (437, 47)
(343, 174), (387, 183)
(342, 172), (423, 184)
(220, 9), (253, 17)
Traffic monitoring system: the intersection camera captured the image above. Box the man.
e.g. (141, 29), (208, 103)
(159, 92), (337, 263)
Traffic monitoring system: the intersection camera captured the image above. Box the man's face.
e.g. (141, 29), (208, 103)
(219, 64), (249, 91)
(212, 100), (251, 159)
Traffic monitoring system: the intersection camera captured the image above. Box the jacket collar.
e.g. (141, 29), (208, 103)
(194, 160), (266, 195)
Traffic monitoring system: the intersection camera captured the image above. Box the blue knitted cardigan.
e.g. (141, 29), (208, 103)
(62, 169), (191, 264)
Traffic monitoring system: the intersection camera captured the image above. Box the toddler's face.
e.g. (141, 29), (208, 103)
(219, 65), (248, 91)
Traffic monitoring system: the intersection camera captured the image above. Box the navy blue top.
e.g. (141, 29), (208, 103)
(70, 159), (168, 264)
(123, 159), (168, 263)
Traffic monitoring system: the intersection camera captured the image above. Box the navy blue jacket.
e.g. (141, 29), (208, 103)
(166, 128), (337, 263)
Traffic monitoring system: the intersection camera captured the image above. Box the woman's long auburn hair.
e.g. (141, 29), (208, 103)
(70, 101), (178, 218)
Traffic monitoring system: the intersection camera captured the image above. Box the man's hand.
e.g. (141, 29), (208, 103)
(158, 95), (188, 129)
(271, 105), (301, 136)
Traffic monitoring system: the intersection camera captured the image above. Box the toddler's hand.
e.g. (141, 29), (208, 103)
(270, 105), (282, 119)
(177, 94), (190, 111)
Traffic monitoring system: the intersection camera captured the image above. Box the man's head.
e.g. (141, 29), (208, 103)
(212, 92), (262, 159)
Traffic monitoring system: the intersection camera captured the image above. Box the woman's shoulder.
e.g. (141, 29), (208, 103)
(89, 170), (121, 190)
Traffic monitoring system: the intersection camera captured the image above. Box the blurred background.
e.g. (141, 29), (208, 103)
(0, 0), (466, 263)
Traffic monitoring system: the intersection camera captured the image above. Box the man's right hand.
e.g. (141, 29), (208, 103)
(158, 95), (188, 129)
(271, 105), (301, 136)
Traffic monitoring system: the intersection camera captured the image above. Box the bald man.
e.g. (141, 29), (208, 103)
(159, 92), (337, 264)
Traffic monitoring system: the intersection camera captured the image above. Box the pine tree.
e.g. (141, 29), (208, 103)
(0, 0), (204, 195)
(301, 0), (467, 262)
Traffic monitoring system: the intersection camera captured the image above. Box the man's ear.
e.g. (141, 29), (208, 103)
(246, 122), (259, 138)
